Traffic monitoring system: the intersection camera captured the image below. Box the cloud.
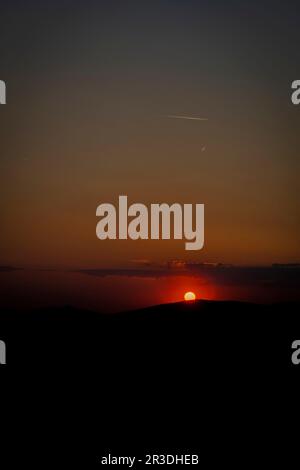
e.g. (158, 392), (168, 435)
(76, 268), (176, 279)
(0, 265), (21, 272)
(76, 263), (300, 289)
(130, 259), (152, 267)
(185, 263), (300, 287)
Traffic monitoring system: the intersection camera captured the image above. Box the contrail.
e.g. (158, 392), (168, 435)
(167, 114), (208, 121)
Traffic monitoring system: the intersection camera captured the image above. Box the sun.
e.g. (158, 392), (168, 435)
(184, 291), (196, 302)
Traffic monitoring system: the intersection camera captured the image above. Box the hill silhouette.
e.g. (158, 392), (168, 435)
(1, 300), (299, 466)
(0, 299), (299, 371)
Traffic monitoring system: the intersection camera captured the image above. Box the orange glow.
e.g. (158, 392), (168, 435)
(184, 291), (196, 301)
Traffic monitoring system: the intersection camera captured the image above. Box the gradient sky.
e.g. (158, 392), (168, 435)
(0, 1), (299, 310)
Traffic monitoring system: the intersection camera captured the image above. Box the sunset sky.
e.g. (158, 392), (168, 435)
(0, 1), (299, 311)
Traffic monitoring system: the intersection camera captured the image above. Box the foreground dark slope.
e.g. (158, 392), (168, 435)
(0, 299), (299, 369)
(1, 300), (300, 466)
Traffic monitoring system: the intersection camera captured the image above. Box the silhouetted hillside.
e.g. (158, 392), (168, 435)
(1, 300), (299, 466)
(0, 299), (299, 370)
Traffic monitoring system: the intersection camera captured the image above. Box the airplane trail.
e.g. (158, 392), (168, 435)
(167, 114), (208, 121)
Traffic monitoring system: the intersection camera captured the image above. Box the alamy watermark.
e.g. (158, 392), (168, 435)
(0, 80), (6, 104)
(291, 80), (300, 105)
(291, 340), (300, 365)
(96, 195), (204, 251)
(0, 340), (6, 365)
